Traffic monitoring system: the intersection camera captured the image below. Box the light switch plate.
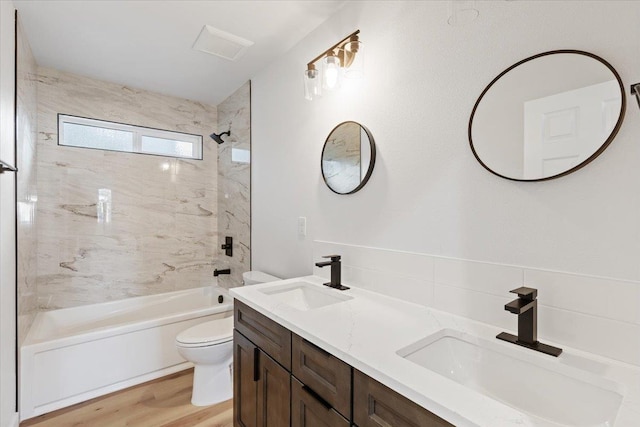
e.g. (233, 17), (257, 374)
(298, 216), (307, 237)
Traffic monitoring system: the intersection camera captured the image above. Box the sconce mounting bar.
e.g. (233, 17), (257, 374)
(306, 29), (360, 69)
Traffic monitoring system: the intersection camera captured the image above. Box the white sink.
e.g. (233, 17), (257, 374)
(258, 282), (352, 311)
(397, 329), (623, 426)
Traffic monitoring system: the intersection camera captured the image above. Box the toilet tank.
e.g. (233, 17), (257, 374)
(242, 271), (280, 286)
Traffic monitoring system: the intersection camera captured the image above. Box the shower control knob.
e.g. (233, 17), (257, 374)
(221, 236), (233, 257)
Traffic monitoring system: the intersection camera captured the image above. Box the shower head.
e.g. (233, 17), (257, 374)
(210, 130), (231, 144)
(632, 83), (640, 110)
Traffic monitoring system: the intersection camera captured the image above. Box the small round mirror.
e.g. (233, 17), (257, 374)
(321, 121), (376, 194)
(469, 50), (625, 181)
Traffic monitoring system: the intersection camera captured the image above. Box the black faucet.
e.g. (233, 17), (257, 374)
(213, 268), (231, 277)
(315, 255), (349, 290)
(497, 287), (562, 357)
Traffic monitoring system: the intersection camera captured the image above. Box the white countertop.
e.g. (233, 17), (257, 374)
(230, 276), (640, 427)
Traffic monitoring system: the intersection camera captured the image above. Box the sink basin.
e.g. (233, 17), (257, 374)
(259, 282), (352, 311)
(397, 329), (623, 426)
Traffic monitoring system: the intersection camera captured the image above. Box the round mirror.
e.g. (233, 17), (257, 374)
(469, 50), (626, 181)
(321, 121), (376, 194)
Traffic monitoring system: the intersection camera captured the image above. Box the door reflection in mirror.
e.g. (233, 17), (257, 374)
(469, 50), (625, 182)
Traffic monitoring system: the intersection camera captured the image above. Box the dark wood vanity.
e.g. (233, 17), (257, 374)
(233, 300), (453, 427)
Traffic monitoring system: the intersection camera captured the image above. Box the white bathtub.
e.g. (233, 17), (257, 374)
(20, 286), (233, 421)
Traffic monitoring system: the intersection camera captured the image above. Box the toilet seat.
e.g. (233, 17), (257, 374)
(176, 316), (233, 348)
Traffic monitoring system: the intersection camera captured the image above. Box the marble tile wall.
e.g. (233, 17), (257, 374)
(313, 240), (640, 367)
(16, 19), (38, 345)
(36, 67), (219, 309)
(216, 82), (251, 288)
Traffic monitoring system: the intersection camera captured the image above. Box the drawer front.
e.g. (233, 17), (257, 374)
(291, 377), (350, 427)
(353, 370), (453, 427)
(292, 334), (351, 418)
(234, 300), (292, 369)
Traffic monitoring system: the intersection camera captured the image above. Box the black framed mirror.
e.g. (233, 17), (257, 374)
(321, 121), (376, 194)
(469, 50), (626, 182)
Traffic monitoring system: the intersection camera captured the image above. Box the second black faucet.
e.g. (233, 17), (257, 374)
(315, 255), (349, 290)
(497, 287), (562, 357)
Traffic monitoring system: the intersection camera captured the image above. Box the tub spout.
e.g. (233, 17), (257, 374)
(213, 268), (231, 277)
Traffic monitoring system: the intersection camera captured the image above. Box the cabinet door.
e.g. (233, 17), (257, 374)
(234, 330), (259, 427)
(291, 378), (349, 427)
(353, 370), (453, 427)
(235, 330), (291, 427)
(256, 345), (291, 427)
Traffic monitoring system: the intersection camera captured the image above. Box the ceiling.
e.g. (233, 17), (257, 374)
(14, 0), (346, 105)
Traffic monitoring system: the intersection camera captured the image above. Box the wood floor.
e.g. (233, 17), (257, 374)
(20, 369), (233, 427)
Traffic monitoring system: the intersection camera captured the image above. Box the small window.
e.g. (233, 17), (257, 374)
(231, 147), (250, 164)
(58, 114), (203, 160)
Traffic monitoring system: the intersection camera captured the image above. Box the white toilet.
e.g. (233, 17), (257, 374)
(176, 316), (234, 406)
(175, 271), (280, 406)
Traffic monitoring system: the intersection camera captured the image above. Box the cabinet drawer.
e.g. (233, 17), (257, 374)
(234, 300), (292, 369)
(353, 370), (453, 427)
(292, 334), (351, 418)
(291, 377), (349, 427)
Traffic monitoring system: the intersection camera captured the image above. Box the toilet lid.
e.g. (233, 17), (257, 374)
(242, 271), (280, 284)
(176, 316), (233, 346)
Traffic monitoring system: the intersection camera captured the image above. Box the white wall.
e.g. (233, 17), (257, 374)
(0, 0), (18, 425)
(252, 1), (640, 282)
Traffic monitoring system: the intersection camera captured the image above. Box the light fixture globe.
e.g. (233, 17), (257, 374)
(323, 53), (341, 90)
(304, 66), (321, 101)
(343, 39), (363, 79)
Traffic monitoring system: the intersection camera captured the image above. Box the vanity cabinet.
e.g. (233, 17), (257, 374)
(353, 370), (453, 427)
(233, 300), (451, 427)
(234, 301), (291, 427)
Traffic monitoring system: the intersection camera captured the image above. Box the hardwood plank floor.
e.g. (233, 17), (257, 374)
(21, 369), (233, 427)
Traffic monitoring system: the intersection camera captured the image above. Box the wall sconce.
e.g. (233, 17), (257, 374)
(304, 30), (363, 100)
(632, 83), (640, 109)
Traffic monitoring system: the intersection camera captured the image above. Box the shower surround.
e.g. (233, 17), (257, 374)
(36, 68), (219, 310)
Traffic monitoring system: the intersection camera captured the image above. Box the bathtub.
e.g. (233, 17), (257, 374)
(20, 286), (233, 421)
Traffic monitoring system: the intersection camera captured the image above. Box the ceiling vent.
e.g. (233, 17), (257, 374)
(192, 25), (254, 61)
